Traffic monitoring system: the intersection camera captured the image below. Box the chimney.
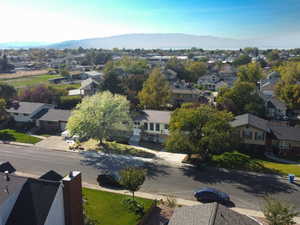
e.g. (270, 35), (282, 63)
(62, 171), (84, 225)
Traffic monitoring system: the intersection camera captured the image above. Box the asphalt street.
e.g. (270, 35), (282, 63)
(1, 144), (299, 211)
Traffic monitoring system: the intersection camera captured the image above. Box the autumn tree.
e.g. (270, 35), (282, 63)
(138, 68), (171, 109)
(237, 62), (264, 84)
(67, 91), (132, 145)
(165, 104), (235, 160)
(0, 83), (16, 102)
(185, 61), (207, 82)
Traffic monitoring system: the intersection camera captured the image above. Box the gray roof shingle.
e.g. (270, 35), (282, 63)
(6, 102), (48, 114)
(230, 114), (269, 132)
(37, 109), (71, 122)
(134, 110), (171, 124)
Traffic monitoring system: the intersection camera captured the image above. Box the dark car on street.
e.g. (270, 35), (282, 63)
(97, 172), (122, 188)
(194, 187), (230, 204)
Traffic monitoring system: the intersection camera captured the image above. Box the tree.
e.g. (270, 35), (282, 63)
(67, 91), (132, 145)
(263, 197), (299, 225)
(185, 61), (207, 82)
(232, 54), (252, 66)
(0, 98), (7, 121)
(138, 68), (171, 109)
(267, 50), (280, 62)
(60, 69), (70, 79)
(165, 104), (235, 160)
(275, 62), (300, 109)
(237, 62), (264, 84)
(216, 82), (265, 116)
(18, 85), (57, 104)
(120, 167), (146, 199)
(0, 83), (16, 102)
(166, 57), (188, 80)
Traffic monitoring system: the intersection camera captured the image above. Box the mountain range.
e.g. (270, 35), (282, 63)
(0, 33), (299, 49)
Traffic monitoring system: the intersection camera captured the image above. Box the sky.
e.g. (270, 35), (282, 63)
(1, 0), (300, 43)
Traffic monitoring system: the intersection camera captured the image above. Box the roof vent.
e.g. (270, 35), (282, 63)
(4, 171), (10, 181)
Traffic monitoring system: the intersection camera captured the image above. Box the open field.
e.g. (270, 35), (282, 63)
(2, 74), (62, 88)
(0, 70), (49, 80)
(83, 188), (154, 225)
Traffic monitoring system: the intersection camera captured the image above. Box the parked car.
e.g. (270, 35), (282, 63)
(194, 187), (230, 204)
(97, 172), (122, 188)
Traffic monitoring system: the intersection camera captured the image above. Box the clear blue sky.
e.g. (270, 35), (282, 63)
(1, 0), (300, 42)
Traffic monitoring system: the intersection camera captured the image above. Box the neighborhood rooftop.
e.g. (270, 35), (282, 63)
(37, 109), (71, 122)
(134, 110), (171, 124)
(230, 113), (269, 132)
(6, 102), (49, 114)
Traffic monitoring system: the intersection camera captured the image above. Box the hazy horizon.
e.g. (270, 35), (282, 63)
(1, 0), (300, 44)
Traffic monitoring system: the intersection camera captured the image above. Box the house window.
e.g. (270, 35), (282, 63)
(150, 123), (154, 131)
(242, 129), (253, 139)
(23, 113), (29, 116)
(155, 123), (160, 131)
(255, 132), (264, 141)
(144, 122), (148, 130)
(164, 124), (169, 130)
(279, 141), (290, 150)
(134, 121), (140, 126)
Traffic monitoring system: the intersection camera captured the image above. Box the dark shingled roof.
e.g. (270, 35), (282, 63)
(0, 161), (16, 173)
(39, 170), (63, 182)
(6, 102), (48, 114)
(0, 173), (27, 205)
(134, 110), (171, 124)
(168, 203), (260, 225)
(230, 114), (269, 132)
(37, 109), (71, 122)
(270, 125), (300, 142)
(5, 178), (60, 225)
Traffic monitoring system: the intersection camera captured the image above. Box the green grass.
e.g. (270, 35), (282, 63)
(82, 139), (156, 158)
(211, 151), (300, 176)
(0, 129), (42, 144)
(83, 188), (154, 225)
(3, 74), (62, 88)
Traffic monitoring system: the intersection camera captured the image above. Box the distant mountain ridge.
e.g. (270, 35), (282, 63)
(0, 33), (299, 49)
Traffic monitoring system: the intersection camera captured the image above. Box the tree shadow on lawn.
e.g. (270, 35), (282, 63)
(80, 150), (169, 179)
(0, 131), (15, 142)
(180, 166), (298, 196)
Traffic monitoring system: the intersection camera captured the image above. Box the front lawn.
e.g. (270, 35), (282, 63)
(83, 188), (154, 225)
(211, 151), (300, 177)
(0, 129), (42, 144)
(82, 139), (156, 158)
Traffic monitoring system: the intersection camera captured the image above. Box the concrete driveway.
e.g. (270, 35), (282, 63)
(35, 136), (69, 151)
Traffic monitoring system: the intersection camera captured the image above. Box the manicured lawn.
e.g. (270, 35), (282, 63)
(83, 188), (154, 225)
(0, 129), (42, 144)
(82, 139), (156, 158)
(211, 151), (300, 177)
(3, 74), (62, 88)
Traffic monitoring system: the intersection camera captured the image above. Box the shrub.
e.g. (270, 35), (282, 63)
(122, 197), (144, 217)
(58, 95), (81, 109)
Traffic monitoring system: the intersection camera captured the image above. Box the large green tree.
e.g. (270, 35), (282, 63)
(165, 104), (235, 160)
(275, 62), (300, 109)
(185, 61), (207, 82)
(232, 54), (252, 66)
(138, 68), (171, 109)
(67, 91), (132, 145)
(217, 82), (265, 116)
(237, 62), (264, 84)
(0, 83), (16, 102)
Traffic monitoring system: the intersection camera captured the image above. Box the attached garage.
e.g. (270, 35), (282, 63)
(36, 109), (71, 133)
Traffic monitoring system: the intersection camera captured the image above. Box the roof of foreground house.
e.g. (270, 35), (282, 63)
(134, 110), (171, 124)
(6, 102), (48, 114)
(168, 203), (260, 225)
(37, 109), (71, 122)
(230, 114), (269, 132)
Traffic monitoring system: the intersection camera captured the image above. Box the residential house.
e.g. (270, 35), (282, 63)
(132, 110), (171, 143)
(171, 87), (202, 105)
(36, 109), (71, 132)
(6, 102), (54, 123)
(168, 203), (259, 225)
(259, 92), (288, 120)
(68, 78), (100, 96)
(0, 165), (84, 225)
(83, 71), (103, 80)
(230, 113), (270, 146)
(259, 71), (280, 97)
(197, 74), (220, 90)
(231, 113), (300, 155)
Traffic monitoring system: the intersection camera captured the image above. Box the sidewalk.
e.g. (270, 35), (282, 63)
(14, 171), (300, 224)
